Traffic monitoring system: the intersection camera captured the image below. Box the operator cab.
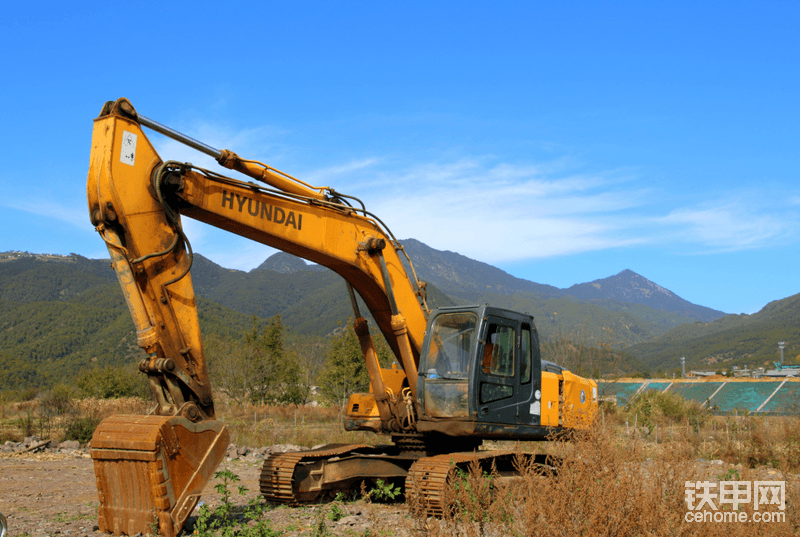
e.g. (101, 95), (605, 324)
(416, 305), (550, 439)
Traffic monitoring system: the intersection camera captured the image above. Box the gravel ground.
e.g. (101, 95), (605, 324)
(0, 446), (413, 537)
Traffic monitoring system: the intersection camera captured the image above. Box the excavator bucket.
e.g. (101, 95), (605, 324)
(90, 414), (229, 537)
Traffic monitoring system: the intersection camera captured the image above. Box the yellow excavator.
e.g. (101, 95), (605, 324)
(86, 98), (598, 536)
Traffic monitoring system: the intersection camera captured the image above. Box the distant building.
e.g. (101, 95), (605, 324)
(688, 370), (722, 378)
(731, 365), (768, 378)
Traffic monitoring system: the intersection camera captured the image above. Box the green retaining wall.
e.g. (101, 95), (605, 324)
(760, 381), (800, 414)
(595, 379), (800, 414)
(644, 381), (672, 393)
(596, 382), (643, 404)
(710, 381), (783, 413)
(669, 382), (724, 405)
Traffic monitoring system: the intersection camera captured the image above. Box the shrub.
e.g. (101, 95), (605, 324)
(76, 366), (148, 399)
(625, 389), (708, 428)
(2, 387), (40, 402)
(63, 415), (102, 444)
(39, 384), (77, 416)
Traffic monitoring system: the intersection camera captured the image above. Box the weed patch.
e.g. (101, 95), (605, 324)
(191, 469), (281, 537)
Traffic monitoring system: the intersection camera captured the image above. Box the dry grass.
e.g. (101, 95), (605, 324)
(72, 396), (153, 417)
(216, 401), (381, 448)
(0, 396), (153, 443)
(407, 411), (800, 537)
(602, 390), (800, 474)
(2, 388), (799, 535)
(0, 389), (376, 448)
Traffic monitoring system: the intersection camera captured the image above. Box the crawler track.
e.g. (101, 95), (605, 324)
(260, 444), (374, 503)
(261, 444), (557, 517)
(405, 450), (516, 516)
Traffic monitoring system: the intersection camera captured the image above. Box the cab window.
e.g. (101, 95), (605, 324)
(521, 325), (532, 384)
(422, 312), (477, 418)
(424, 312), (478, 379)
(481, 324), (515, 377)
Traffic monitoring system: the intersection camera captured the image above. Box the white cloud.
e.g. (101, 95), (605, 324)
(44, 113), (798, 271)
(2, 197), (87, 229)
(310, 157), (800, 265)
(660, 196), (800, 253)
(301, 158), (382, 187)
(348, 159), (655, 262)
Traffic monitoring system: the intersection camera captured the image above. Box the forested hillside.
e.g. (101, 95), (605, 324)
(0, 251), (449, 390)
(0, 254), (283, 389)
(625, 293), (800, 373)
(192, 252), (453, 335)
(0, 283), (267, 389)
(2, 243), (794, 388)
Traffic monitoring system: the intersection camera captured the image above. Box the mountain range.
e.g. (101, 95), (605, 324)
(0, 241), (796, 389)
(400, 239), (724, 322)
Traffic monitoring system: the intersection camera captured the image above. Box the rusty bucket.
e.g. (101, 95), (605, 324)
(90, 414), (229, 536)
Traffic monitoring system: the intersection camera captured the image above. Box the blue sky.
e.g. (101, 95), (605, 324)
(2, 2), (798, 314)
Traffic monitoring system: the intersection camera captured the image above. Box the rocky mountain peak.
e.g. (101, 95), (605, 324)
(566, 269), (723, 321)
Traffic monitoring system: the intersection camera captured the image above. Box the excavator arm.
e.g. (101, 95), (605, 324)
(86, 98), (430, 536)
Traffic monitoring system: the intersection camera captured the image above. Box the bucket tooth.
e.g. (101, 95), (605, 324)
(90, 414), (229, 537)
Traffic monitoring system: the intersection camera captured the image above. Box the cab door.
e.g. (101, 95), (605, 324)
(521, 323), (542, 426)
(475, 316), (535, 425)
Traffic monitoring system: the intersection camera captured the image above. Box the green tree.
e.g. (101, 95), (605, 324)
(287, 334), (329, 399)
(316, 323), (371, 408)
(207, 315), (309, 406)
(272, 352), (309, 406)
(251, 315), (283, 402)
(247, 315), (310, 405)
(205, 335), (252, 406)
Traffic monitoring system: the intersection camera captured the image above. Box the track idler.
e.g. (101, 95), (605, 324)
(90, 414), (229, 537)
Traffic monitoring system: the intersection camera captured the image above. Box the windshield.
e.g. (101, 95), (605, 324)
(424, 312), (479, 380)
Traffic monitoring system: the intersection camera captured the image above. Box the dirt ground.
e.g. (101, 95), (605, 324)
(2, 448), (793, 537)
(0, 451), (413, 537)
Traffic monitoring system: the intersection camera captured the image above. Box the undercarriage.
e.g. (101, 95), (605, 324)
(259, 439), (558, 516)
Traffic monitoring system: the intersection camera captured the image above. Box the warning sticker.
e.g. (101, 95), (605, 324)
(120, 130), (137, 166)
